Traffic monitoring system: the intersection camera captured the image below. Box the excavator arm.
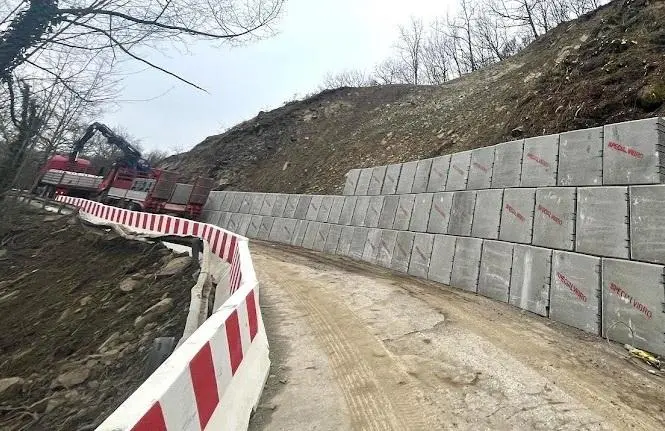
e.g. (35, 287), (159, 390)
(69, 122), (149, 171)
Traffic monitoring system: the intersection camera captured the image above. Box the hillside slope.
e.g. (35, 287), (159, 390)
(164, 0), (665, 194)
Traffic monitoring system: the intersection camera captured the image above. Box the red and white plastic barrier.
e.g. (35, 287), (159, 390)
(55, 197), (269, 430)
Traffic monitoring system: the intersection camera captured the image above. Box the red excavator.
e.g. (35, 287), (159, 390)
(32, 123), (214, 219)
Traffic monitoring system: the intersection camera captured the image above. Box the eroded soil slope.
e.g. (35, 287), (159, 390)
(0, 207), (196, 430)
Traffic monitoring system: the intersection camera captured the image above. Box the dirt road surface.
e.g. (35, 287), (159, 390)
(248, 242), (665, 431)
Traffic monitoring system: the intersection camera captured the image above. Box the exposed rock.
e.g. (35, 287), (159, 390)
(134, 298), (174, 329)
(46, 397), (65, 413)
(54, 368), (91, 388)
(156, 256), (192, 278)
(0, 377), (25, 397)
(119, 278), (139, 292)
(637, 83), (665, 111)
(58, 307), (73, 322)
(98, 332), (120, 352)
(79, 296), (93, 306)
(511, 126), (525, 137)
(0, 249), (7, 258)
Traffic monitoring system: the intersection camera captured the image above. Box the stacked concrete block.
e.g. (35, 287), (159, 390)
(427, 155), (451, 193)
(499, 188), (535, 244)
(230, 193), (244, 213)
(239, 194), (253, 214)
(448, 191), (476, 236)
(339, 196), (357, 225)
(446, 151), (472, 191)
(428, 192), (453, 234)
(575, 187), (629, 259)
(268, 218), (285, 243)
(392, 231), (415, 272)
(412, 159), (433, 193)
(306, 195), (323, 221)
(377, 230), (398, 268)
(428, 235), (457, 285)
(292, 220), (309, 247)
(478, 240), (514, 302)
(409, 193), (433, 232)
(379, 195), (399, 229)
(550, 251), (601, 334)
(362, 229), (382, 264)
(294, 195), (312, 219)
(408, 233), (434, 278)
(316, 196), (334, 222)
(214, 212), (229, 229)
(393, 194), (415, 230)
(227, 213), (243, 233)
(491, 140), (524, 188)
(451, 237), (483, 292)
(355, 168), (373, 195)
(283, 194), (300, 219)
(313, 223), (330, 252)
(365, 196), (384, 228)
(603, 117), (665, 185)
(467, 147), (495, 190)
(510, 245), (552, 317)
(471, 189), (503, 239)
(271, 194), (288, 217)
(249, 194), (265, 214)
(258, 194), (275, 216)
(368, 166), (387, 195)
(218, 192), (234, 212)
(629, 185), (665, 264)
(302, 222), (320, 249)
(327, 196), (345, 224)
(558, 127), (603, 186)
(520, 134), (559, 187)
(601, 258), (665, 357)
(337, 226), (355, 256)
(397, 161), (418, 194)
(349, 227), (369, 260)
(256, 216), (275, 241)
(236, 214), (252, 237)
(382, 164), (402, 195)
(246, 215), (263, 238)
(343, 169), (361, 195)
(532, 188), (576, 250)
(203, 191), (225, 212)
(352, 196), (371, 226)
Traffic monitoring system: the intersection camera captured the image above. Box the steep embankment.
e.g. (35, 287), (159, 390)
(164, 0), (665, 194)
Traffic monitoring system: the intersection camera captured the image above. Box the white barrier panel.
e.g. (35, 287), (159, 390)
(55, 196), (269, 431)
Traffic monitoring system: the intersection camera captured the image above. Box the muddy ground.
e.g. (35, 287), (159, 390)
(249, 242), (665, 431)
(0, 205), (196, 430)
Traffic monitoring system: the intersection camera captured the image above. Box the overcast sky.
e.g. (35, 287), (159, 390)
(102, 0), (455, 152)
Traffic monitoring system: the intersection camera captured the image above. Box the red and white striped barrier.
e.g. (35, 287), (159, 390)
(55, 197), (269, 430)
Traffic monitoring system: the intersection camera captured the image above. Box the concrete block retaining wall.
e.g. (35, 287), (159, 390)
(204, 117), (665, 358)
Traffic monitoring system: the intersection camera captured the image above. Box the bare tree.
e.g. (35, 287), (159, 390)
(374, 58), (409, 85)
(321, 69), (371, 89)
(396, 17), (425, 84)
(421, 19), (453, 84)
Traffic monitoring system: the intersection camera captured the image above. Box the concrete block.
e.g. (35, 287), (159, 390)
(382, 164), (402, 195)
(352, 196), (371, 226)
(397, 161), (418, 194)
(451, 237), (483, 292)
(343, 169), (361, 195)
(533, 188), (576, 250)
(283, 194), (300, 219)
(409, 193), (433, 232)
(313, 223), (330, 252)
(316, 196), (334, 222)
(478, 240), (513, 302)
(448, 191), (477, 236)
(391, 231), (415, 273)
(227, 213), (243, 233)
(362, 229), (382, 264)
(268, 218), (284, 242)
(292, 220), (309, 247)
(306, 195), (323, 221)
(510, 245), (552, 317)
(368, 166), (387, 195)
(245, 215), (263, 238)
(249, 194), (265, 214)
(234, 214), (252, 237)
(550, 251), (601, 334)
(220, 192), (236, 212)
(558, 127), (603, 186)
(257, 216), (275, 241)
(520, 134), (559, 187)
(337, 226), (355, 256)
(327, 196), (345, 224)
(428, 235), (457, 285)
(302, 221), (320, 249)
(239, 194), (253, 214)
(377, 230), (398, 268)
(324, 224), (343, 254)
(294, 195), (312, 219)
(278, 218), (298, 244)
(428, 192), (453, 234)
(393, 194), (415, 230)
(355, 168), (373, 195)
(378, 195), (399, 229)
(412, 159), (433, 193)
(230, 193), (244, 213)
(271, 194), (288, 217)
(499, 188), (535, 244)
(446, 151), (472, 191)
(427, 155), (451, 193)
(339, 196), (358, 225)
(603, 117), (665, 185)
(467, 147), (495, 190)
(575, 187), (629, 259)
(204, 192), (225, 211)
(471, 189), (503, 239)
(349, 227), (369, 260)
(218, 212), (232, 230)
(601, 258), (665, 357)
(365, 196), (384, 228)
(409, 233), (434, 278)
(491, 140), (524, 188)
(629, 185), (665, 264)
(260, 194), (276, 216)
